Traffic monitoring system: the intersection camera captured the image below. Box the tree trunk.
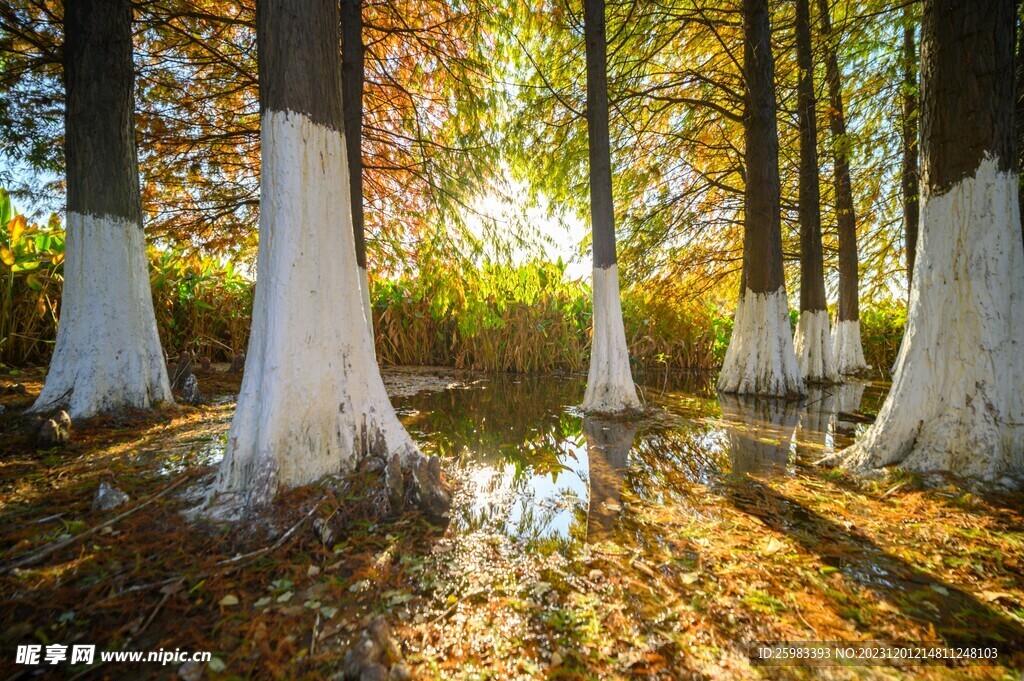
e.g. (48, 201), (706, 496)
(32, 0), (172, 418)
(819, 0), (868, 375)
(216, 0), (449, 516)
(1016, 0), (1024, 245)
(902, 5), (921, 289)
(793, 0), (838, 384)
(829, 0), (1024, 480)
(718, 0), (803, 397)
(341, 0), (374, 349)
(581, 0), (640, 414)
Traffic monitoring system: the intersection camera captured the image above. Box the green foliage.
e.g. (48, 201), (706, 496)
(859, 296), (908, 377)
(0, 187), (65, 364)
(148, 248), (253, 361)
(0, 195), (906, 374)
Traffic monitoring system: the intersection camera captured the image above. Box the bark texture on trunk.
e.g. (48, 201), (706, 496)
(341, 0), (374, 345)
(717, 0), (803, 397)
(902, 7), (921, 287)
(827, 0), (1024, 482)
(793, 0), (837, 384)
(819, 0), (868, 374)
(216, 0), (448, 516)
(1016, 0), (1024, 245)
(32, 0), (172, 418)
(582, 0), (640, 414)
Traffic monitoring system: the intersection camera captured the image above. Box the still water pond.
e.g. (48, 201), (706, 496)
(389, 369), (887, 547)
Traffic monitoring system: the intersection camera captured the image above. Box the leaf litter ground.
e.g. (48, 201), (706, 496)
(1, 366), (1022, 680)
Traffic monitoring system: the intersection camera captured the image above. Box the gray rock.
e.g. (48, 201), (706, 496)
(343, 636), (382, 680)
(181, 373), (203, 405)
(36, 411), (71, 447)
(388, 663), (411, 681)
(359, 664), (389, 681)
(312, 517), (335, 546)
(178, 660), (204, 681)
(367, 617), (402, 664)
(93, 482), (130, 512)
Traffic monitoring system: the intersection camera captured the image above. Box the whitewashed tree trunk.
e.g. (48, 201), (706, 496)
(358, 265), (375, 358)
(718, 287), (803, 396)
(34, 214), (171, 418)
(33, 0), (171, 419)
(581, 0), (641, 414)
(827, 0), (1023, 481)
(831, 319), (869, 375)
(832, 158), (1024, 478)
(583, 266), (641, 413)
(215, 0), (447, 514)
(719, 0), (804, 398)
(794, 310), (839, 384)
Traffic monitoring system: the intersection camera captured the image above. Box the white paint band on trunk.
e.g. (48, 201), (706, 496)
(31, 211), (171, 418)
(215, 111), (421, 507)
(831, 319), (868, 375)
(717, 286), (804, 397)
(358, 265), (375, 360)
(833, 156), (1024, 479)
(794, 308), (839, 384)
(582, 264), (641, 414)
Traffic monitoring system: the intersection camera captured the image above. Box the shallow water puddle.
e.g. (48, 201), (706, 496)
(393, 370), (887, 546)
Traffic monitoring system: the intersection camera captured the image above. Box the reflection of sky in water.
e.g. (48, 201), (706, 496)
(457, 437), (590, 542)
(395, 373), (887, 546)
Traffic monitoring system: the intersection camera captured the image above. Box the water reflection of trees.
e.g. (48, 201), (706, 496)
(391, 372), (872, 548)
(584, 417), (638, 543)
(718, 394), (801, 474)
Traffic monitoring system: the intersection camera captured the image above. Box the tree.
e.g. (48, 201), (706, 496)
(215, 0), (449, 514)
(341, 0), (373, 347)
(31, 0), (172, 419)
(793, 0), (838, 384)
(819, 0), (868, 374)
(717, 0), (803, 397)
(581, 0), (641, 414)
(828, 0), (1024, 480)
(901, 4), (920, 288)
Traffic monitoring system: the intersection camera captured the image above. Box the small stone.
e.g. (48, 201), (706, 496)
(312, 517), (335, 546)
(178, 660), (203, 681)
(218, 594), (239, 606)
(36, 413), (71, 447)
(307, 565), (321, 577)
(93, 482), (130, 512)
(359, 664), (388, 681)
(550, 651), (563, 667)
(343, 637), (381, 680)
(368, 616), (402, 664)
(181, 373), (203, 405)
(388, 663), (411, 681)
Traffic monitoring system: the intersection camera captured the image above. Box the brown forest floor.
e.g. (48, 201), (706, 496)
(1, 367), (1023, 680)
